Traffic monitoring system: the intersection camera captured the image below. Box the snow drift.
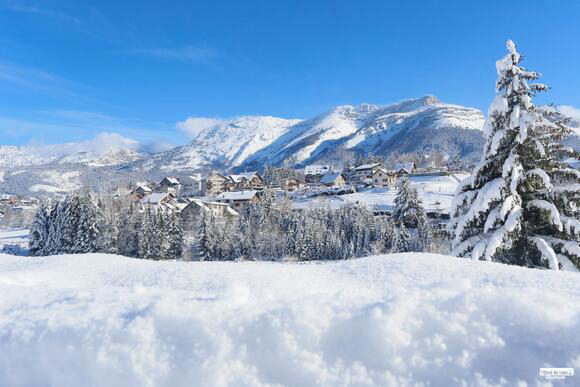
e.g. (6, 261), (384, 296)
(1, 253), (579, 386)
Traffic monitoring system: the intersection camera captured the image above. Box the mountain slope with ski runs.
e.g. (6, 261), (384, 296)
(0, 96), (486, 195)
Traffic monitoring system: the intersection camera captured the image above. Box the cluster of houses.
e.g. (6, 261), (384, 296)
(0, 194), (40, 229)
(303, 161), (415, 187)
(128, 172), (264, 221)
(126, 161), (417, 221)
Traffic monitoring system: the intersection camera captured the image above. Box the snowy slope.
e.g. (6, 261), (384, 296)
(293, 173), (470, 212)
(1, 253), (579, 386)
(146, 116), (302, 171)
(0, 142), (144, 169)
(242, 96), (485, 169)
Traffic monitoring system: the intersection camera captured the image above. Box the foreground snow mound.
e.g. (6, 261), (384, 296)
(1, 253), (579, 387)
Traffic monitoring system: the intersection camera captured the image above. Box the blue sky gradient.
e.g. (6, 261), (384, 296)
(0, 0), (579, 148)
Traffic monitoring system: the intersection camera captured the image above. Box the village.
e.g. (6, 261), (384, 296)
(124, 160), (443, 222)
(0, 160), (466, 232)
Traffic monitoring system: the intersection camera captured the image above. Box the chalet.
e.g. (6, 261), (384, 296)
(180, 199), (239, 221)
(320, 172), (346, 187)
(394, 162), (415, 176)
(180, 174), (205, 197)
(227, 171), (264, 191)
(156, 177), (181, 194)
(281, 177), (307, 192)
(130, 185), (152, 201)
(140, 192), (179, 211)
(351, 163), (383, 183)
(215, 190), (259, 211)
(206, 172), (231, 196)
(135, 185), (152, 196)
(371, 168), (397, 188)
(304, 164), (330, 184)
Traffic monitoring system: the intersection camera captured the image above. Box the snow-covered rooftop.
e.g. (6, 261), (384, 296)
(164, 177), (180, 185)
(304, 165), (330, 175)
(136, 185), (152, 192)
(395, 162), (415, 174)
(354, 163), (381, 171)
(320, 172), (343, 184)
(140, 192), (172, 205)
(229, 175), (247, 183)
(373, 168), (395, 175)
(215, 190), (258, 201)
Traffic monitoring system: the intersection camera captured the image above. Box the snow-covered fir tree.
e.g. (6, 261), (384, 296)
(165, 211), (184, 260)
(394, 224), (410, 253)
(96, 196), (120, 254)
(28, 200), (51, 256)
(118, 204), (141, 258)
(72, 192), (101, 254)
(56, 195), (76, 254)
(392, 175), (428, 228)
(154, 209), (166, 259)
(451, 40), (580, 270)
(139, 206), (157, 259)
(196, 210), (212, 261)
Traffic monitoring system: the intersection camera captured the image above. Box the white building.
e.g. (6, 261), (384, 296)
(351, 163), (383, 183)
(304, 165), (330, 184)
(215, 190), (259, 211)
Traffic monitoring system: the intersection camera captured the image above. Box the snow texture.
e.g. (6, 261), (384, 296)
(1, 253), (580, 386)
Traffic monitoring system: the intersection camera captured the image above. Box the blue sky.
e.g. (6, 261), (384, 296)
(0, 0), (579, 150)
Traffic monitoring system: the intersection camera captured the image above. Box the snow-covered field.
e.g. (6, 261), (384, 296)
(294, 173), (469, 212)
(1, 253), (579, 386)
(30, 171), (82, 194)
(0, 228), (29, 254)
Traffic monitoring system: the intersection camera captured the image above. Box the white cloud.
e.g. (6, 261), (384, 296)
(130, 45), (220, 64)
(176, 117), (223, 139)
(0, 60), (95, 103)
(73, 132), (140, 154)
(17, 132), (140, 158)
(0, 109), (180, 154)
(139, 140), (175, 154)
(4, 4), (81, 24)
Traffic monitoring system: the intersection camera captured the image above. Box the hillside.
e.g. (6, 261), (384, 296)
(0, 253), (578, 386)
(0, 96), (488, 196)
(241, 95), (485, 169)
(143, 116), (302, 171)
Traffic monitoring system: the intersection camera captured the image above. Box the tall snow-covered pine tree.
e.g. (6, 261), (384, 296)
(28, 200), (52, 256)
(392, 175), (427, 228)
(451, 40), (580, 270)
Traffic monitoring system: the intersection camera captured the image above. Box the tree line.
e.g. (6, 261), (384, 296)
(28, 174), (440, 261)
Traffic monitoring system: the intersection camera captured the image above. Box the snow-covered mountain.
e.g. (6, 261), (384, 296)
(0, 96), (488, 196)
(0, 141), (144, 169)
(144, 116), (302, 171)
(241, 96), (485, 169)
(0, 144), (148, 196)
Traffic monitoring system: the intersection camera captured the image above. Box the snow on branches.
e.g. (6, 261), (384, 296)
(451, 40), (580, 270)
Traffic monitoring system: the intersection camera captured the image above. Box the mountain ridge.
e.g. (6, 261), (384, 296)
(0, 95), (486, 195)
